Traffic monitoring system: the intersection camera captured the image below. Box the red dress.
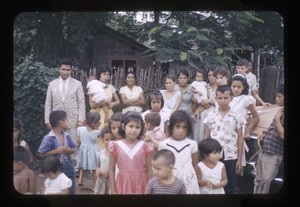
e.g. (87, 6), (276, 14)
(108, 139), (154, 194)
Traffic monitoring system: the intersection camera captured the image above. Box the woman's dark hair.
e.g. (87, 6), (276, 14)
(165, 74), (176, 83)
(177, 69), (189, 79)
(147, 90), (164, 110)
(198, 138), (222, 159)
(168, 110), (192, 137)
(125, 72), (137, 81)
(118, 111), (145, 140)
(96, 64), (111, 80)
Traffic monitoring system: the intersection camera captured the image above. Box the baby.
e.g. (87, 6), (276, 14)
(87, 75), (108, 104)
(87, 75), (109, 120)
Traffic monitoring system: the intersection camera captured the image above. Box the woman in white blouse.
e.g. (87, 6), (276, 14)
(119, 72), (145, 113)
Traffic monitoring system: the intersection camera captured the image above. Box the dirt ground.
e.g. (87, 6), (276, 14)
(35, 168), (95, 194)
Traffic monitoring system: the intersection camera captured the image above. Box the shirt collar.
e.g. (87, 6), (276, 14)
(59, 76), (70, 84)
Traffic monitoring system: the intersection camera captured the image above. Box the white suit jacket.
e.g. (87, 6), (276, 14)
(44, 77), (86, 129)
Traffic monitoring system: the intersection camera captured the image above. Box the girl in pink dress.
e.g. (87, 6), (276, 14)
(108, 111), (154, 194)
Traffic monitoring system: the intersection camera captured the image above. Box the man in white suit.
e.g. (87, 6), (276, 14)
(44, 59), (86, 174)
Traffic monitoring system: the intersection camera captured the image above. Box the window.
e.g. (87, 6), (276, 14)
(111, 59), (137, 74)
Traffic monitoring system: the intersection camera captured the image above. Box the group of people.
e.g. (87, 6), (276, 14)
(13, 58), (284, 195)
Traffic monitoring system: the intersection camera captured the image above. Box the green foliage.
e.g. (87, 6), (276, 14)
(13, 58), (58, 169)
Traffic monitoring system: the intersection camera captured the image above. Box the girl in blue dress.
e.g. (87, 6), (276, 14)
(76, 112), (101, 186)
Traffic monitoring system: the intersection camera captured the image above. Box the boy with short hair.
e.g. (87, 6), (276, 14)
(146, 149), (186, 194)
(253, 84), (284, 194)
(236, 58), (271, 107)
(38, 110), (77, 194)
(204, 85), (244, 194)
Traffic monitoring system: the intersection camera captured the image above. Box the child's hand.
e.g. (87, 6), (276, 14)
(96, 168), (101, 177)
(262, 102), (272, 107)
(235, 160), (242, 174)
(102, 172), (109, 178)
(206, 180), (214, 188)
(57, 146), (67, 154)
(191, 113), (198, 122)
(143, 135), (152, 142)
(257, 130), (265, 141)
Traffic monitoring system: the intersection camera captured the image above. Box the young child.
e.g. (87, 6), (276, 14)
(253, 84), (284, 194)
(197, 138), (228, 194)
(236, 58), (271, 107)
(87, 74), (109, 105)
(143, 112), (167, 146)
(13, 146), (36, 195)
(41, 156), (72, 195)
(245, 60), (259, 95)
(94, 126), (114, 194)
(158, 110), (200, 194)
(76, 112), (101, 186)
(13, 117), (34, 164)
(38, 110), (77, 194)
(141, 90), (170, 137)
(146, 149), (186, 194)
(108, 111), (155, 194)
(191, 69), (208, 117)
(191, 69), (208, 103)
(106, 112), (124, 180)
(96, 112), (122, 149)
(87, 75), (110, 120)
(204, 85), (244, 194)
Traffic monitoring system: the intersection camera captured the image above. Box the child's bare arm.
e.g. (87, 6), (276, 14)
(146, 153), (153, 180)
(244, 104), (260, 139)
(172, 94), (182, 112)
(192, 152), (200, 179)
(59, 188), (70, 194)
(251, 91), (271, 107)
(236, 127), (244, 174)
(204, 124), (211, 139)
(109, 155), (116, 194)
(144, 136), (159, 150)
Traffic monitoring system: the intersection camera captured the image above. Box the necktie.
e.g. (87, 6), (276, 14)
(62, 80), (66, 101)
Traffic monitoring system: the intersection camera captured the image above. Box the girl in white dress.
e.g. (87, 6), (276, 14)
(41, 156), (72, 195)
(229, 74), (259, 139)
(94, 126), (114, 194)
(198, 138), (228, 194)
(158, 110), (200, 194)
(229, 74), (260, 175)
